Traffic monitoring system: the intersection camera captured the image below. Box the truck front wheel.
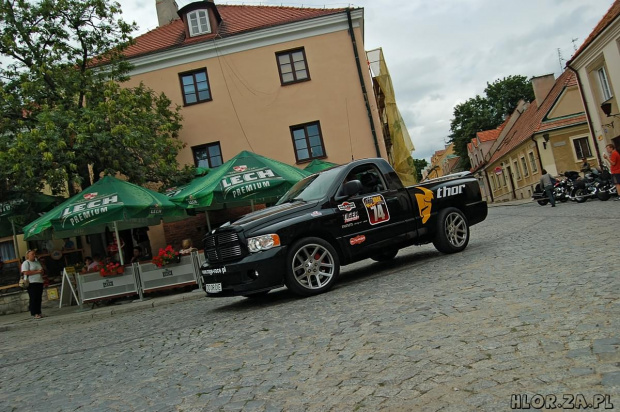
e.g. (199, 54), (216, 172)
(285, 237), (340, 296)
(432, 208), (470, 254)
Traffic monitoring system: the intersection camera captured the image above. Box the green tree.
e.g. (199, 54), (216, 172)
(412, 158), (427, 182)
(449, 75), (534, 170)
(0, 0), (191, 196)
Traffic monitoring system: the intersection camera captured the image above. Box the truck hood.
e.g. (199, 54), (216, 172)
(230, 201), (318, 230)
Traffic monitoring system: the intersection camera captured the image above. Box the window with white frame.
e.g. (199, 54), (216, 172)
(528, 152), (538, 173)
(520, 156), (529, 177)
(572, 136), (592, 160)
(188, 9), (211, 37)
(513, 161), (521, 180)
(597, 67), (612, 101)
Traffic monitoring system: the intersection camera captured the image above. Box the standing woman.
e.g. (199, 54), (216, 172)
(21, 250), (44, 319)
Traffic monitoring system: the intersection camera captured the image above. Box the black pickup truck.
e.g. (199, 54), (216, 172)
(200, 158), (487, 297)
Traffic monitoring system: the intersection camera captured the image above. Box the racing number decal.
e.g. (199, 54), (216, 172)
(362, 194), (390, 225)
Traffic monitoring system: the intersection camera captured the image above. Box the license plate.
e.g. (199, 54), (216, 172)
(205, 283), (222, 293)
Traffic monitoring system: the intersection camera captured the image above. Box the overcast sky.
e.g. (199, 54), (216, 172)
(118, 0), (613, 162)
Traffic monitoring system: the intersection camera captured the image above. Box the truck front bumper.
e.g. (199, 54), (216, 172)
(200, 247), (288, 297)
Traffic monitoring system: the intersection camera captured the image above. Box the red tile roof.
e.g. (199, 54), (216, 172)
(487, 70), (586, 165)
(567, 0), (620, 66)
(125, 5), (349, 59)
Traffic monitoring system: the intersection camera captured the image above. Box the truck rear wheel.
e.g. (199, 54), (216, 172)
(285, 237), (340, 296)
(432, 208), (469, 254)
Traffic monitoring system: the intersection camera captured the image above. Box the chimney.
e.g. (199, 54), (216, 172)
(531, 74), (555, 106)
(156, 0), (180, 27)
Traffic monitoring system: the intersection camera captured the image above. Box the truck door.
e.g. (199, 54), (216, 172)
(334, 164), (412, 259)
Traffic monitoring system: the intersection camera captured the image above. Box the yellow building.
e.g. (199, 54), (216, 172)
(485, 71), (590, 202)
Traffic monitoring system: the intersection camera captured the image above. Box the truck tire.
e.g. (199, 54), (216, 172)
(432, 207), (470, 254)
(370, 249), (399, 262)
(285, 237), (340, 296)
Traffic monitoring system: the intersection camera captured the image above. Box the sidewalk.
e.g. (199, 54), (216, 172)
(0, 288), (206, 332)
(487, 198), (534, 207)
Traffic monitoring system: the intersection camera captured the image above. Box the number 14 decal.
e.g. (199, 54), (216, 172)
(362, 195), (390, 225)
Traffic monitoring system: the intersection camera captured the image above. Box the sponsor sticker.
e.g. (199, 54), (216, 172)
(343, 211), (359, 223)
(349, 235), (366, 245)
(203, 267), (227, 276)
(337, 201), (356, 212)
(362, 194), (390, 225)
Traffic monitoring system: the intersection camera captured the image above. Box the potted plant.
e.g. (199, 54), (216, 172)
(99, 262), (123, 277)
(152, 245), (180, 268)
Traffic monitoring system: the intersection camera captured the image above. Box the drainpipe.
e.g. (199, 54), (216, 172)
(567, 66), (602, 165)
(346, 8), (381, 158)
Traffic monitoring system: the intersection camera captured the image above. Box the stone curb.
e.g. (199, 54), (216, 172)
(0, 289), (205, 332)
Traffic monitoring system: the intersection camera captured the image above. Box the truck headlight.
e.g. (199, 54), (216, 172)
(247, 234), (281, 253)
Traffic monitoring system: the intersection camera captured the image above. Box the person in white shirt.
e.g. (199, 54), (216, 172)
(21, 250), (45, 319)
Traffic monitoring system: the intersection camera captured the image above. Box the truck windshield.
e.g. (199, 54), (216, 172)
(277, 168), (342, 204)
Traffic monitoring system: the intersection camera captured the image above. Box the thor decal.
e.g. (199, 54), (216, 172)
(413, 187), (434, 224)
(362, 194), (390, 225)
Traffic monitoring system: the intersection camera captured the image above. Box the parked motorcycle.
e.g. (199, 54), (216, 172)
(532, 177), (569, 205)
(590, 165), (616, 201)
(567, 167), (615, 203)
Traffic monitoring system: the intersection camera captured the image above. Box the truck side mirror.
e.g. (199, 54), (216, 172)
(342, 180), (362, 197)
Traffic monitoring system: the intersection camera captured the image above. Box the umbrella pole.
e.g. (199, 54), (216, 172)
(11, 219), (20, 261)
(205, 211), (212, 233)
(113, 221), (124, 265)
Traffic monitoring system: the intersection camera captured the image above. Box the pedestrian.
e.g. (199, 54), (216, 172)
(21, 249), (45, 319)
(603, 143), (620, 201)
(540, 169), (556, 207)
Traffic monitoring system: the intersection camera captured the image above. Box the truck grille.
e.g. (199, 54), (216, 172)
(203, 231), (246, 264)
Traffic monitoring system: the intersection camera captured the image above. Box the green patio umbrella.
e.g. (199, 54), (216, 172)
(167, 151), (311, 210)
(167, 151), (311, 232)
(22, 176), (187, 264)
(303, 159), (338, 173)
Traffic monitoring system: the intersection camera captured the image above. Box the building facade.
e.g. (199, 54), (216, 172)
(123, 0), (389, 172)
(567, 0), (620, 158)
(483, 71), (589, 202)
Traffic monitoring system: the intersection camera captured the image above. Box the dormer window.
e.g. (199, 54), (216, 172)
(188, 9), (211, 37)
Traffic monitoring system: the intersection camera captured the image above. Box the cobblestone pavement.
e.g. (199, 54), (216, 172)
(1, 200), (619, 411)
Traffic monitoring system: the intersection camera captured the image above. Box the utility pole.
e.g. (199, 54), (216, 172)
(571, 38), (579, 52)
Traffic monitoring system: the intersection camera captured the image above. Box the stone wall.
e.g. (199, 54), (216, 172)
(0, 285), (60, 316)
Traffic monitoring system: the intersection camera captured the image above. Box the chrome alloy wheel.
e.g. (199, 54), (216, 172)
(444, 211), (468, 248)
(291, 243), (335, 290)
